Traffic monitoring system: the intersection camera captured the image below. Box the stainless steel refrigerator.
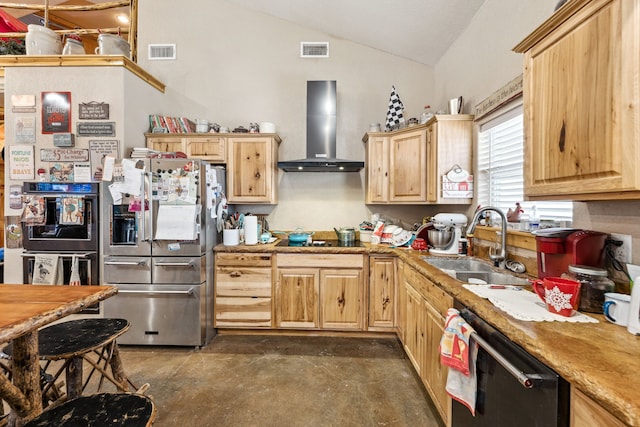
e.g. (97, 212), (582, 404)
(101, 158), (225, 346)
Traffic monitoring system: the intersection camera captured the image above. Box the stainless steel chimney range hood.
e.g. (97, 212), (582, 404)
(278, 81), (364, 172)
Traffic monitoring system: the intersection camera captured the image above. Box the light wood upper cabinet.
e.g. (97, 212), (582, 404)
(146, 133), (226, 163)
(146, 133), (280, 204)
(364, 135), (390, 203)
(363, 117), (473, 204)
(389, 128), (428, 202)
(514, 0), (640, 200)
(426, 116), (474, 204)
(227, 135), (280, 204)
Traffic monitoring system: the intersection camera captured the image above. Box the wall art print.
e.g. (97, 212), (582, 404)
(42, 91), (71, 134)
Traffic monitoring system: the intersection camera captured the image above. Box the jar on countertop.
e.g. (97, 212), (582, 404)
(562, 265), (615, 313)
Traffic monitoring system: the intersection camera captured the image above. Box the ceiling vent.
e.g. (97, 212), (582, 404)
(300, 42), (329, 58)
(148, 44), (176, 60)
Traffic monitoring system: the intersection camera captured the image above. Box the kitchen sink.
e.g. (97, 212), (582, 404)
(454, 271), (530, 285)
(421, 256), (530, 285)
(421, 257), (494, 272)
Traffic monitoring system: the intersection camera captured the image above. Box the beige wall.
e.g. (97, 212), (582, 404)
(136, 0), (441, 231)
(2, 66), (167, 283)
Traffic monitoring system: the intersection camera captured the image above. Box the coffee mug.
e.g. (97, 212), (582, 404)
(411, 238), (427, 251)
(603, 292), (631, 326)
(532, 277), (581, 317)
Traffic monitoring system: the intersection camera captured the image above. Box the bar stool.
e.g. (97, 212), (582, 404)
(2, 318), (140, 406)
(23, 392), (156, 427)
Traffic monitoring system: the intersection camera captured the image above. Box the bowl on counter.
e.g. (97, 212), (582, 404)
(427, 229), (453, 249)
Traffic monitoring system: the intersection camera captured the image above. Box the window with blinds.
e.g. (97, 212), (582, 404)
(477, 105), (573, 222)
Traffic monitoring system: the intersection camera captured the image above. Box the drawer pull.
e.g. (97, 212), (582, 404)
(230, 271), (242, 278)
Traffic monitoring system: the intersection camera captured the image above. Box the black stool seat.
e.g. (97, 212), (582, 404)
(3, 318), (130, 359)
(23, 393), (156, 427)
(2, 318), (139, 406)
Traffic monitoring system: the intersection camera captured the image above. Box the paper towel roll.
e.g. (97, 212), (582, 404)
(244, 215), (258, 245)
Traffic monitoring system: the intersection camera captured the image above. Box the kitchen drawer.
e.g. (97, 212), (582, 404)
(404, 264), (452, 315)
(152, 255), (204, 284)
(214, 297), (272, 328)
(216, 267), (272, 297)
(103, 256), (151, 284)
(277, 253), (364, 269)
(215, 252), (272, 267)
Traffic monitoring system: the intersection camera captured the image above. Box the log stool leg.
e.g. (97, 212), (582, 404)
(107, 343), (136, 392)
(65, 357), (83, 400)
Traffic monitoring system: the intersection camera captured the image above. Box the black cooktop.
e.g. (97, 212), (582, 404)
(276, 239), (364, 247)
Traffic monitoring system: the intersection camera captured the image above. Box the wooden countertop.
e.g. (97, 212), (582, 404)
(215, 241), (640, 426)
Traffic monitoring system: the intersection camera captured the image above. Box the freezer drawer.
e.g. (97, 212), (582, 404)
(103, 256), (151, 284)
(103, 283), (205, 346)
(152, 255), (204, 284)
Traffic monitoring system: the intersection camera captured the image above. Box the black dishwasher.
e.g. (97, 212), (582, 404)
(452, 300), (569, 427)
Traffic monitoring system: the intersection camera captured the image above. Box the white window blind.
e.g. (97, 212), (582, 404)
(477, 106), (573, 222)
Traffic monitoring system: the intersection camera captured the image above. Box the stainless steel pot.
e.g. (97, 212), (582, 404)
(334, 227), (356, 243)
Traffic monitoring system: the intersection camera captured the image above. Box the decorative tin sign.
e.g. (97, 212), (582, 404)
(42, 91), (71, 134)
(53, 133), (75, 147)
(40, 148), (89, 162)
(79, 102), (110, 120)
(77, 122), (116, 137)
(9, 145), (35, 180)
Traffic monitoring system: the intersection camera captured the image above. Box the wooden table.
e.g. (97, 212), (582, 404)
(0, 284), (117, 426)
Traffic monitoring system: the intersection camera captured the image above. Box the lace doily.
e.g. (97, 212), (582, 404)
(462, 284), (598, 323)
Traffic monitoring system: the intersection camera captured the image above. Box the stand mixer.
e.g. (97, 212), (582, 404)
(429, 213), (468, 255)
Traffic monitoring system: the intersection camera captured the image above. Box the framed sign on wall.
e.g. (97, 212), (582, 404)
(42, 92), (71, 134)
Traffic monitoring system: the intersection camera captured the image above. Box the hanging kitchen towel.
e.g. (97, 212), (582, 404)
(21, 196), (46, 226)
(446, 334), (479, 416)
(60, 196), (84, 225)
(385, 85), (405, 131)
(440, 308), (475, 374)
(32, 254), (63, 285)
(440, 308), (478, 415)
(69, 255), (81, 286)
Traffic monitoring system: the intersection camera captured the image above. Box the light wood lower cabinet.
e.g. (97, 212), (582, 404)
(214, 252), (273, 328)
(571, 388), (626, 427)
(275, 254), (365, 330)
(368, 256), (396, 331)
(399, 262), (452, 426)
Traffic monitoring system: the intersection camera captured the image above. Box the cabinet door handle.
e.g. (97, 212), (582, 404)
(558, 120), (566, 152)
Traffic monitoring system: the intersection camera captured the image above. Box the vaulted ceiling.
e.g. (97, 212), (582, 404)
(2, 0), (486, 66)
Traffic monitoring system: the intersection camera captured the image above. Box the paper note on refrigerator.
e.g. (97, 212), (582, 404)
(154, 205), (199, 240)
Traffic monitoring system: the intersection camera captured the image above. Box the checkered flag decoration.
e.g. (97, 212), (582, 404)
(385, 85), (405, 131)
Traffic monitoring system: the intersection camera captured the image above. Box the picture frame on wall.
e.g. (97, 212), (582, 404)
(41, 91), (71, 134)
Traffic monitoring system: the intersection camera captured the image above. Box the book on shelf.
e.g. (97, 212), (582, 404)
(148, 115), (196, 134)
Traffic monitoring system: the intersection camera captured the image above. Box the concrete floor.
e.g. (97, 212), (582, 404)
(116, 335), (444, 427)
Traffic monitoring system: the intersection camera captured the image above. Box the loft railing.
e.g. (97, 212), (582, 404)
(0, 0), (138, 62)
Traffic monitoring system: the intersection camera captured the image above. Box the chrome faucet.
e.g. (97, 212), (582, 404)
(466, 206), (507, 268)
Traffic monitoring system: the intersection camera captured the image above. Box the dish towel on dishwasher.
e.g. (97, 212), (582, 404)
(32, 254), (64, 285)
(440, 308), (478, 415)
